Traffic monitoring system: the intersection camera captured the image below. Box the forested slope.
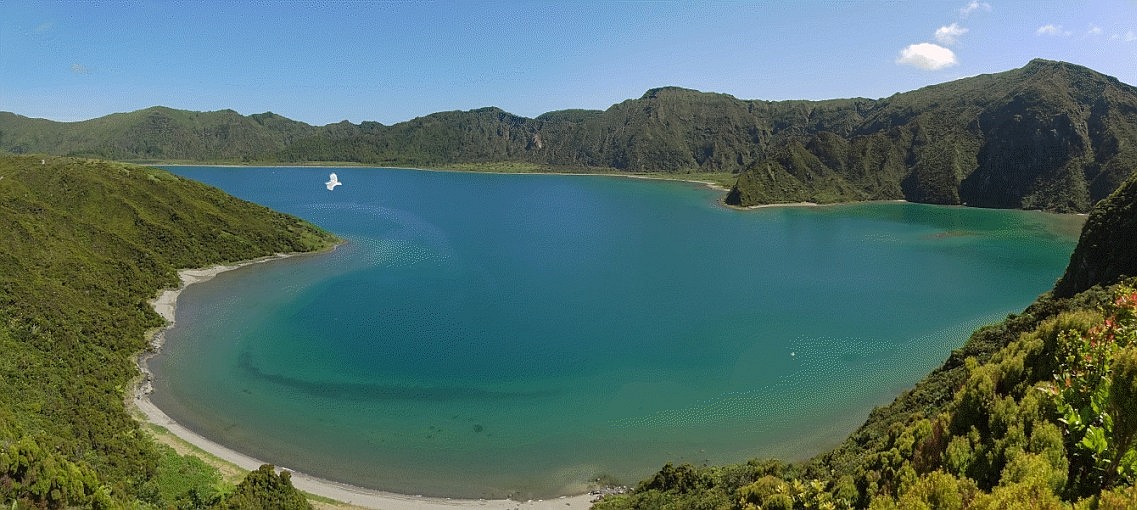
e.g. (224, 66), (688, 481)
(0, 155), (336, 508)
(726, 59), (1137, 212)
(3, 59), (1136, 213)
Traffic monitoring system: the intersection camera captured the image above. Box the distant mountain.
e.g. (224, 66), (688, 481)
(727, 59), (1137, 212)
(0, 107), (318, 162)
(3, 59), (1136, 212)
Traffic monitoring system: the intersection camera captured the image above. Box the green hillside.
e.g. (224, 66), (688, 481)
(0, 155), (336, 508)
(592, 171), (1137, 509)
(727, 59), (1137, 212)
(3, 59), (1136, 212)
(0, 108), (318, 163)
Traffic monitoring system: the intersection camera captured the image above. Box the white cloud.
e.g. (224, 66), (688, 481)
(70, 63), (91, 75)
(1037, 24), (1071, 36)
(935, 23), (969, 45)
(1126, 30), (1137, 42)
(1087, 25), (1103, 36)
(896, 43), (958, 70)
(960, 1), (992, 17)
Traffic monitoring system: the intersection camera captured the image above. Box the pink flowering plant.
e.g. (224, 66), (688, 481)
(1043, 287), (1137, 491)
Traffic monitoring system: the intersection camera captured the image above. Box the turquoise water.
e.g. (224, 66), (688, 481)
(151, 166), (1082, 499)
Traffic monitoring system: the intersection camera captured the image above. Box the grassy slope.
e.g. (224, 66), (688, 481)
(0, 155), (337, 508)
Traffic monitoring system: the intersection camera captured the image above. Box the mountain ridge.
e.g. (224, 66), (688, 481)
(3, 59), (1136, 212)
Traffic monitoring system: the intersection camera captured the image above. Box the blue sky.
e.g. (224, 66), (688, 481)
(2, 1), (1135, 126)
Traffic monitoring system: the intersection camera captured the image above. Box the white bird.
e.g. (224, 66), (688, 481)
(325, 173), (342, 191)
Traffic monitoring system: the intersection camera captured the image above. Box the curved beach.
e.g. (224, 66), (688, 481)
(131, 255), (598, 510)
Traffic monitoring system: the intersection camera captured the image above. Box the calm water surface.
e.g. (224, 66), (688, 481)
(152, 166), (1082, 499)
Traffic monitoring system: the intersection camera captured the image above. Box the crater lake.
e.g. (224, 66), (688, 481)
(149, 166), (1083, 499)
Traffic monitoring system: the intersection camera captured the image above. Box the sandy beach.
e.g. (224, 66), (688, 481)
(746, 201), (819, 209)
(130, 252), (599, 510)
(741, 199), (913, 210)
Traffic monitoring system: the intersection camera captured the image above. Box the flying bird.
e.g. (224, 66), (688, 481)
(325, 173), (342, 191)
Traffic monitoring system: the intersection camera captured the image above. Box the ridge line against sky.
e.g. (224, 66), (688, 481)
(2, 0), (1135, 127)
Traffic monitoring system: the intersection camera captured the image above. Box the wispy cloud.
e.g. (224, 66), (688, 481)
(960, 1), (992, 17)
(1037, 24), (1071, 37)
(897, 2), (979, 71)
(71, 63), (92, 75)
(896, 43), (958, 70)
(935, 23), (969, 46)
(1105, 29), (1132, 41)
(1087, 24), (1103, 36)
(33, 21), (55, 33)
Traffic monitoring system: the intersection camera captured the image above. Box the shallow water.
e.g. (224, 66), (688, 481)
(151, 167), (1081, 499)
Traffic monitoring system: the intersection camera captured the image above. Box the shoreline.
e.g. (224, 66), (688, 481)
(130, 161), (1096, 217)
(153, 161), (736, 193)
(745, 201), (820, 209)
(732, 198), (911, 210)
(128, 249), (601, 510)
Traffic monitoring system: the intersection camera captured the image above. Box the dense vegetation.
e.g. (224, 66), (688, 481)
(3, 60), (1136, 212)
(592, 172), (1137, 509)
(211, 465), (310, 510)
(0, 155), (334, 508)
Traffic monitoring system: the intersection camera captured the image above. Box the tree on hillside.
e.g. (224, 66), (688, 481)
(212, 464), (311, 510)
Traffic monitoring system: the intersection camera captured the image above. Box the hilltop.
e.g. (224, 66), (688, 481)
(3, 59), (1136, 212)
